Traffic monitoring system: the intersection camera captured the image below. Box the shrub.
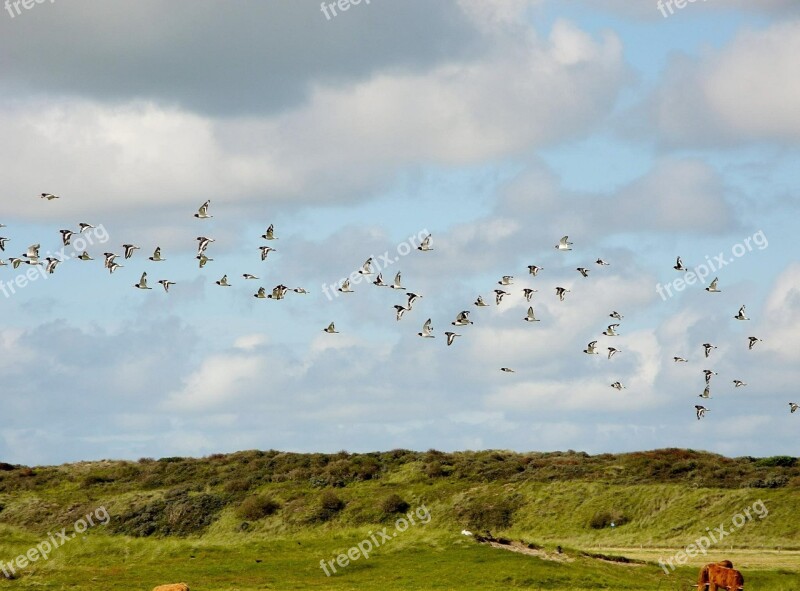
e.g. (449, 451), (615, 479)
(310, 490), (346, 522)
(237, 495), (281, 521)
(380, 494), (410, 515)
(589, 511), (629, 529)
(111, 491), (227, 537)
(455, 493), (522, 531)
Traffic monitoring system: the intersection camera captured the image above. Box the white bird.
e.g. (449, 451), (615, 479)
(474, 295), (489, 307)
(358, 257), (374, 275)
(0, 237), (7, 251)
(583, 341), (599, 355)
(747, 336), (762, 350)
(40, 193), (59, 200)
(699, 386), (712, 399)
(267, 285), (289, 300)
(732, 380), (747, 388)
(610, 381), (625, 390)
(607, 347), (620, 359)
(609, 311), (623, 320)
(158, 279), (175, 293)
(44, 258), (59, 274)
(555, 287), (570, 301)
(197, 254), (213, 268)
(78, 223), (95, 233)
(790, 403), (799, 414)
(323, 322), (339, 334)
(394, 305), (409, 321)
(702, 343), (717, 358)
(555, 236), (573, 251)
(524, 307), (539, 323)
(59, 229), (74, 246)
(25, 244), (40, 260)
(262, 224), (277, 240)
(500, 367), (515, 373)
(196, 236), (215, 255)
(338, 279), (354, 293)
(674, 256), (687, 271)
(734, 305), (749, 321)
(10, 257), (27, 269)
(216, 275), (231, 287)
(703, 369), (718, 384)
(417, 234), (433, 251)
(194, 200), (212, 219)
(103, 253), (118, 268)
(418, 318), (435, 338)
(373, 273), (386, 287)
(108, 262), (123, 274)
(498, 275), (513, 286)
(122, 244), (140, 259)
(243, 274), (258, 280)
(254, 287), (267, 299)
(77, 251), (93, 261)
(259, 245), (276, 261)
(596, 259), (610, 266)
(673, 356), (688, 363)
(522, 288), (537, 302)
(148, 247), (166, 262)
(577, 267), (589, 278)
(293, 287), (309, 294)
(527, 265), (542, 276)
(406, 292), (422, 308)
(0, 259), (6, 267)
(695, 405), (709, 420)
(494, 289), (510, 305)
(705, 277), (721, 293)
(603, 324), (620, 337)
(389, 272), (405, 290)
(444, 332), (461, 346)
(134, 272), (152, 290)
(452, 311), (473, 326)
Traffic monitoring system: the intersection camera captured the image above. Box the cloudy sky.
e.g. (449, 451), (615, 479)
(1, 0), (798, 465)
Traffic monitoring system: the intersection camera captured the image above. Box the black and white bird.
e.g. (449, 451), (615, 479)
(44, 258), (59, 274)
(474, 295), (489, 307)
(78, 223), (95, 233)
(498, 275), (513, 286)
(77, 251), (93, 261)
(522, 288), (537, 302)
(243, 273), (258, 280)
(555, 236), (573, 251)
(523, 306), (540, 323)
(40, 193), (59, 200)
(149, 247), (166, 262)
(673, 356), (688, 363)
(254, 287), (267, 299)
(134, 272), (152, 290)
(373, 273), (386, 287)
(323, 322), (339, 334)
(610, 311), (623, 320)
(790, 403), (799, 414)
(734, 305), (749, 321)
(259, 246), (276, 261)
(197, 254), (213, 268)
(268, 285), (289, 300)
(703, 369), (718, 384)
(747, 336), (762, 350)
(610, 381), (625, 390)
(123, 244), (140, 259)
(418, 318), (435, 338)
(406, 292), (422, 308)
(444, 332), (461, 346)
(358, 257), (374, 275)
(216, 275), (231, 287)
(262, 224), (277, 240)
(596, 258), (610, 266)
(583, 340), (599, 355)
(452, 311), (473, 326)
(24, 244), (40, 261)
(417, 234), (433, 251)
(607, 347), (621, 359)
(527, 265), (542, 276)
(337, 279), (354, 293)
(695, 405), (709, 420)
(389, 272), (405, 290)
(0, 237), (7, 251)
(196, 236), (215, 255)
(194, 200), (212, 219)
(103, 252), (118, 268)
(394, 305), (409, 321)
(603, 324), (620, 337)
(494, 289), (510, 305)
(674, 256), (687, 271)
(555, 287), (570, 302)
(699, 386), (711, 399)
(59, 229), (74, 246)
(500, 367), (515, 373)
(732, 380), (747, 388)
(108, 261), (123, 274)
(293, 287), (308, 294)
(158, 279), (175, 293)
(577, 267), (589, 278)
(702, 343), (717, 358)
(705, 277), (721, 293)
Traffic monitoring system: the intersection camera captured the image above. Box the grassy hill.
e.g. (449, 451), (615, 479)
(0, 448), (798, 589)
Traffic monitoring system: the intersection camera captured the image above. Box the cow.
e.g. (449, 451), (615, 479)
(152, 585), (189, 591)
(697, 561), (734, 590)
(705, 563), (744, 591)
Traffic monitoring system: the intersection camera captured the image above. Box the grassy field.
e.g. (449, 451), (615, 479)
(0, 449), (797, 589)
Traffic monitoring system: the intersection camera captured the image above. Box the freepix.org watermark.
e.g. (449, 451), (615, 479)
(656, 0), (707, 19)
(658, 499), (768, 575)
(0, 224), (110, 299)
(320, 0), (371, 21)
(319, 503), (431, 576)
(656, 230), (767, 301)
(4, 0), (55, 19)
(1, 506), (110, 579)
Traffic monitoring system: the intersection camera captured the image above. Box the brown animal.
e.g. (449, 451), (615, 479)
(697, 561), (734, 590)
(706, 563), (744, 591)
(152, 585), (189, 591)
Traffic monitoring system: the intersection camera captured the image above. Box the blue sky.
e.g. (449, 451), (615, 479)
(1, 0), (799, 465)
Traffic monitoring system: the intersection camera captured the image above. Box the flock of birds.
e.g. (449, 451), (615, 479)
(3, 194), (797, 421)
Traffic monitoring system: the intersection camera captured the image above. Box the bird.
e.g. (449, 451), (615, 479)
(603, 324), (620, 337)
(216, 275), (231, 287)
(699, 386), (712, 399)
(243, 274), (258, 280)
(134, 272), (152, 290)
(196, 254), (213, 268)
(158, 279), (175, 293)
(555, 236), (573, 251)
(122, 244), (140, 259)
(577, 267), (589, 278)
(607, 347), (620, 359)
(108, 262), (123, 274)
(417, 234), (433, 251)
(59, 229), (74, 246)
(194, 200), (212, 219)
(452, 311), (473, 326)
(196, 236), (215, 255)
(734, 305), (749, 321)
(522, 288), (537, 302)
(498, 276), (513, 286)
(527, 265), (542, 276)
(338, 279), (354, 293)
(747, 336), (762, 350)
(610, 381), (625, 390)
(705, 277), (721, 293)
(695, 405), (709, 420)
(358, 257), (374, 275)
(523, 307), (539, 323)
(406, 293), (422, 308)
(444, 332), (461, 346)
(596, 259), (610, 266)
(0, 237), (7, 251)
(500, 367), (515, 373)
(40, 193), (59, 200)
(78, 223), (95, 233)
(254, 287), (267, 299)
(555, 287), (570, 301)
(494, 289), (510, 305)
(373, 273), (386, 287)
(474, 295), (490, 307)
(702, 343), (717, 358)
(583, 341), (599, 355)
(103, 253), (118, 268)
(261, 224), (277, 240)
(44, 258), (59, 274)
(148, 247), (166, 262)
(674, 256), (687, 271)
(732, 380), (747, 388)
(703, 369), (718, 383)
(609, 311), (623, 320)
(394, 305), (409, 321)
(10, 257), (26, 269)
(0, 259), (6, 267)
(790, 403), (799, 414)
(24, 244), (40, 261)
(389, 272), (405, 290)
(259, 246), (276, 261)
(418, 318), (435, 338)
(323, 322), (339, 334)
(293, 287), (309, 294)
(267, 285), (289, 300)
(673, 356), (688, 363)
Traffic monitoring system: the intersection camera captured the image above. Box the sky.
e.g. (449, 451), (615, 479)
(1, 0), (799, 465)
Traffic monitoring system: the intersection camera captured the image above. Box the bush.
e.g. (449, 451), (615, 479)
(380, 494), (410, 515)
(237, 495), (281, 521)
(755, 456), (797, 468)
(111, 491), (227, 537)
(455, 493), (522, 531)
(310, 490), (346, 522)
(589, 511), (629, 529)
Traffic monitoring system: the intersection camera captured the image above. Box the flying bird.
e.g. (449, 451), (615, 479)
(500, 367), (515, 373)
(609, 311), (623, 320)
(108, 262), (123, 274)
(555, 236), (573, 251)
(78, 223), (95, 233)
(444, 332), (461, 346)
(394, 305), (409, 321)
(373, 273), (386, 287)
(524, 307), (540, 323)
(674, 256), (687, 271)
(703, 369), (718, 384)
(452, 311), (473, 326)
(267, 285), (289, 300)
(673, 356), (688, 363)
(254, 287), (267, 299)
(747, 336), (762, 350)
(790, 403), (798, 414)
(418, 318), (435, 338)
(555, 287), (570, 301)
(527, 265), (542, 276)
(77, 251), (93, 261)
(702, 343), (717, 358)
(734, 305), (749, 321)
(494, 289), (510, 305)
(498, 276), (513, 286)
(0, 237), (7, 251)
(406, 292), (422, 308)
(417, 234), (433, 251)
(323, 322), (339, 334)
(577, 267), (589, 278)
(122, 244), (140, 259)
(695, 405), (709, 420)
(705, 277), (721, 293)
(216, 275), (231, 287)
(596, 259), (610, 266)
(732, 380), (747, 388)
(158, 279), (175, 293)
(40, 193), (59, 200)
(607, 347), (620, 359)
(262, 224), (277, 240)
(389, 272), (405, 290)
(134, 272), (152, 290)
(243, 274), (258, 280)
(603, 324), (620, 337)
(148, 247), (165, 262)
(358, 257), (374, 275)
(522, 288), (537, 302)
(44, 258), (59, 274)
(474, 295), (490, 307)
(583, 341), (599, 355)
(610, 381), (625, 390)
(259, 246), (276, 261)
(338, 279), (354, 293)
(59, 229), (74, 246)
(196, 236), (215, 255)
(197, 254), (213, 268)
(293, 287), (309, 294)
(194, 200), (212, 219)
(699, 386), (711, 399)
